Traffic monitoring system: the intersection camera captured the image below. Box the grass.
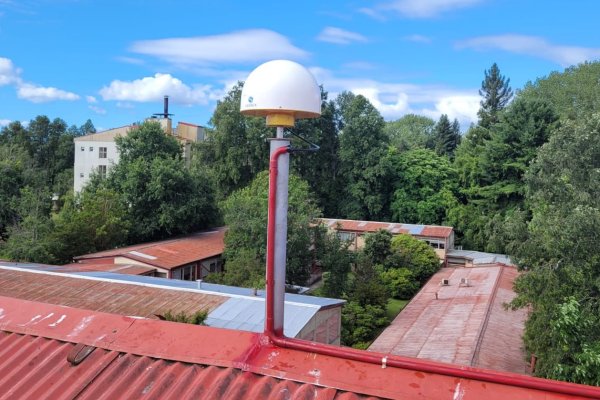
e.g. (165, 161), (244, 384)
(385, 298), (409, 322)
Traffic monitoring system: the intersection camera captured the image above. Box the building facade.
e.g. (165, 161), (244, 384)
(73, 116), (205, 192)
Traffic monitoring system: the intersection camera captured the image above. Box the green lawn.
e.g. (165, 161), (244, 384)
(385, 298), (408, 321)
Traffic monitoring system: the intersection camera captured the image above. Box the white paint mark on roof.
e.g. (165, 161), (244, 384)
(49, 314), (66, 327)
(128, 250), (157, 260)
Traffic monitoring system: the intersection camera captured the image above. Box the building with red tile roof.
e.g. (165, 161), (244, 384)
(369, 264), (529, 374)
(317, 218), (455, 260)
(73, 228), (226, 280)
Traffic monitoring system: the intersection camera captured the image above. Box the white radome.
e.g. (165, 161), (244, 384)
(240, 60), (321, 121)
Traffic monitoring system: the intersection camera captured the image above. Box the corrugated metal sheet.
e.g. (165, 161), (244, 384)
(74, 228), (226, 270)
(369, 265), (530, 374)
(317, 218), (453, 238)
(1, 295), (594, 400)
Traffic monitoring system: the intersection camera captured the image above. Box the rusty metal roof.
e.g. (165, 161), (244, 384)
(369, 265), (530, 374)
(74, 228), (226, 270)
(0, 295), (595, 400)
(317, 218), (454, 238)
(0, 267), (226, 319)
(0, 265), (343, 339)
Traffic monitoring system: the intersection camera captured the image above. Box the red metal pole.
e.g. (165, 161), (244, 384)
(265, 147), (600, 400)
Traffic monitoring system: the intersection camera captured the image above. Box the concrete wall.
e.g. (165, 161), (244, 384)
(296, 306), (342, 345)
(73, 139), (119, 192)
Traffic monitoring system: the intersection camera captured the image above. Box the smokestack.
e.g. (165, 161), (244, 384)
(163, 95), (169, 119)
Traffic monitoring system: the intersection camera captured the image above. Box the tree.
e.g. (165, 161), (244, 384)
(100, 121), (218, 242)
(380, 267), (419, 299)
(449, 98), (558, 251)
(478, 63), (513, 128)
(218, 171), (321, 286)
(49, 188), (130, 264)
(519, 61), (600, 121)
(433, 114), (461, 158)
(337, 92), (391, 220)
(389, 234), (439, 285)
(0, 144), (35, 239)
(510, 114), (600, 385)
(384, 114), (436, 151)
(0, 187), (53, 263)
(195, 82), (270, 200)
(341, 301), (388, 349)
(363, 229), (392, 266)
(315, 227), (354, 298)
(389, 148), (459, 225)
(289, 89), (341, 217)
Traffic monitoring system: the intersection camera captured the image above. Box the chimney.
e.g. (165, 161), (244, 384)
(163, 95), (169, 119)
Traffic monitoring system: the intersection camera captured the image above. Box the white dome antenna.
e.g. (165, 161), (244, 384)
(240, 60), (321, 128)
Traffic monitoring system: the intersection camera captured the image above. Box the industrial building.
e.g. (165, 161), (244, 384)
(73, 96), (206, 192)
(72, 228), (226, 280)
(317, 218), (455, 260)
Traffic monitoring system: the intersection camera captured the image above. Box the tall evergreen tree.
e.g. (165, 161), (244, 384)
(478, 63), (514, 128)
(433, 114), (461, 158)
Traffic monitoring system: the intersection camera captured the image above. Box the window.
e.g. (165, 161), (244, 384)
(79, 173), (84, 178)
(98, 165), (107, 179)
(80, 146), (85, 151)
(337, 232), (356, 242)
(99, 147), (107, 158)
(89, 146), (93, 151)
(209, 262), (217, 273)
(174, 265), (195, 281)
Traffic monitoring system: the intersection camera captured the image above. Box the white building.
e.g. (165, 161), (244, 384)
(73, 115), (205, 192)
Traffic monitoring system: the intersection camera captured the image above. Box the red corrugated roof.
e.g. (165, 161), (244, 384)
(75, 228), (226, 270)
(369, 265), (529, 374)
(0, 295), (595, 400)
(59, 262), (154, 275)
(0, 268), (225, 319)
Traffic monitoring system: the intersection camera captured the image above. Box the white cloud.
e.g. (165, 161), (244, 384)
(86, 95), (97, 103)
(404, 34), (432, 44)
(17, 83), (80, 103)
(99, 73), (216, 105)
(309, 67), (479, 128)
(317, 27), (368, 45)
(457, 34), (600, 66)
(0, 57), (20, 85)
(130, 29), (309, 65)
(1, 56), (80, 102)
(0, 118), (11, 127)
(363, 0), (482, 19)
(88, 105), (106, 115)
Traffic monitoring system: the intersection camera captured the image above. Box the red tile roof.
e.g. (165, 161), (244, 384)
(317, 218), (453, 238)
(0, 268), (225, 319)
(369, 265), (529, 374)
(1, 295), (596, 400)
(74, 228), (226, 270)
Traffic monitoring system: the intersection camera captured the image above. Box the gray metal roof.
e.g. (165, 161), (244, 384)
(205, 297), (317, 337)
(446, 250), (514, 266)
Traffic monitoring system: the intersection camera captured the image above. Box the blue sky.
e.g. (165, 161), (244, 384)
(1, 0), (599, 131)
